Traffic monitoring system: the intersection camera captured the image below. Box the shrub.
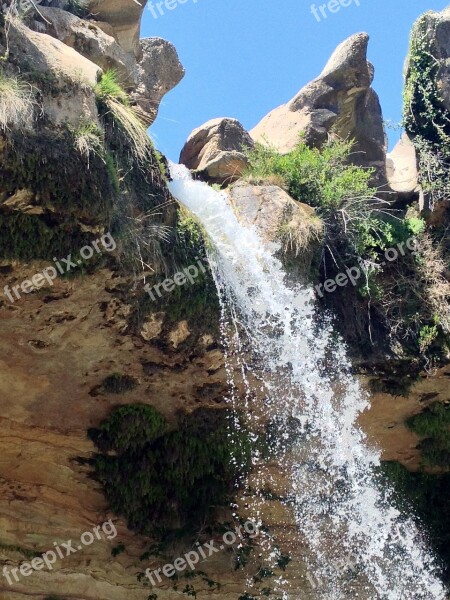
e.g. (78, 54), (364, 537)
(244, 138), (391, 268)
(101, 373), (138, 395)
(0, 69), (34, 131)
(407, 402), (450, 467)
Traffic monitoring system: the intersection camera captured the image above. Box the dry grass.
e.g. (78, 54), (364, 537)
(416, 232), (450, 334)
(71, 121), (104, 163)
(277, 205), (324, 264)
(240, 172), (287, 189)
(0, 70), (34, 132)
(103, 98), (153, 165)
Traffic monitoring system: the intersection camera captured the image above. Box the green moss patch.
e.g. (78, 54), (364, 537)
(88, 405), (252, 536)
(0, 129), (117, 222)
(100, 373), (138, 395)
(381, 461), (450, 582)
(407, 402), (450, 467)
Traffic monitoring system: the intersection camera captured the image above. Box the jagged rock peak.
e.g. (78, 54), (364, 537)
(250, 33), (387, 188)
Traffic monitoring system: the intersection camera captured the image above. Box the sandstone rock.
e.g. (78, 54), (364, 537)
(250, 33), (387, 186)
(228, 183), (322, 267)
(8, 19), (100, 126)
(180, 118), (254, 184)
(86, 0), (148, 55)
(9, 18), (100, 86)
(35, 7), (137, 83)
(386, 133), (419, 194)
(132, 37), (185, 126)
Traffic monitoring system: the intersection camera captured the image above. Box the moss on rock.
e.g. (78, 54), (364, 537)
(88, 405), (252, 536)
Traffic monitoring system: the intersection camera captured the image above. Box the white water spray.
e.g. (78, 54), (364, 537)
(168, 163), (447, 600)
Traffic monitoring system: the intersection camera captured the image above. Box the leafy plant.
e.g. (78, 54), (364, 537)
(244, 138), (390, 268)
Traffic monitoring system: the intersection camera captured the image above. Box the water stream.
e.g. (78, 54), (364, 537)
(168, 163), (447, 600)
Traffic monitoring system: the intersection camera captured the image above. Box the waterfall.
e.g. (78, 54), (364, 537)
(168, 163), (447, 600)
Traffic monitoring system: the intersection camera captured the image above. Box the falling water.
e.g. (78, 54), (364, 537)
(168, 163), (447, 600)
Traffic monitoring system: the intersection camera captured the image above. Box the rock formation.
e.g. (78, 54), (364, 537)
(250, 33), (388, 187)
(386, 133), (419, 195)
(30, 1), (185, 125)
(180, 117), (254, 184)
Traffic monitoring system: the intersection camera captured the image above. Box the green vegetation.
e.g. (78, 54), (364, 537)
(95, 69), (153, 165)
(245, 138), (392, 269)
(0, 211), (94, 261)
(245, 138), (448, 356)
(381, 462), (450, 582)
(406, 402), (450, 467)
(94, 69), (129, 105)
(0, 68), (34, 131)
(101, 373), (138, 395)
(403, 13), (450, 149)
(0, 542), (40, 559)
(89, 405), (252, 536)
(111, 542), (126, 557)
(69, 121), (104, 161)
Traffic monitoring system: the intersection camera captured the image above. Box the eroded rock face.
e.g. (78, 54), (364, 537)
(180, 118), (254, 184)
(250, 33), (387, 186)
(35, 7), (137, 83)
(7, 19), (100, 127)
(132, 37), (185, 126)
(86, 0), (148, 55)
(386, 133), (419, 194)
(29, 8), (185, 126)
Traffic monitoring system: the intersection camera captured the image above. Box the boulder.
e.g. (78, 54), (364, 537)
(180, 118), (254, 184)
(250, 33), (387, 187)
(386, 133), (419, 194)
(228, 183), (323, 267)
(86, 0), (147, 55)
(7, 19), (100, 126)
(30, 11), (184, 127)
(132, 37), (185, 126)
(34, 7), (137, 84)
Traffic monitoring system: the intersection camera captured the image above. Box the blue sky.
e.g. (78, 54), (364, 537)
(141, 0), (450, 161)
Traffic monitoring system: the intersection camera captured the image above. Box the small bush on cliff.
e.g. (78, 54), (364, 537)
(89, 405), (252, 536)
(0, 69), (34, 131)
(245, 138), (391, 268)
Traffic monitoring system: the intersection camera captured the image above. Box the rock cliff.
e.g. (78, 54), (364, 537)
(0, 2), (449, 599)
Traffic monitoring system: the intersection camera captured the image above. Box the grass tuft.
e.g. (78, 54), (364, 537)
(0, 70), (34, 132)
(95, 70), (153, 164)
(70, 121), (104, 162)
